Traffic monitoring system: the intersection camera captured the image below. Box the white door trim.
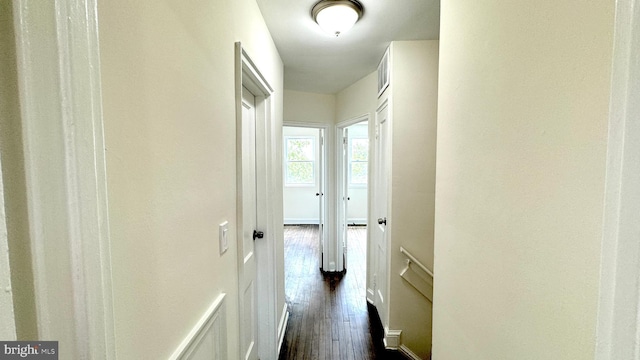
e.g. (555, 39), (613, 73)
(235, 42), (279, 360)
(595, 0), (640, 359)
(0, 154), (16, 340)
(12, 0), (115, 357)
(336, 114), (370, 129)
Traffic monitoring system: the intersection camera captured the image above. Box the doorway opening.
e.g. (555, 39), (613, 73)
(280, 121), (382, 359)
(337, 118), (369, 274)
(283, 125), (325, 272)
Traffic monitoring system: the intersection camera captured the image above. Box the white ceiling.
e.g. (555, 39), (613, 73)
(256, 0), (440, 94)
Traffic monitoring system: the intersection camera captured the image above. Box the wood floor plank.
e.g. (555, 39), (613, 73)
(278, 225), (406, 360)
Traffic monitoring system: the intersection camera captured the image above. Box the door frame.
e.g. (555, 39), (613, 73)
(11, 0), (115, 357)
(595, 0), (640, 358)
(235, 43), (278, 360)
(283, 122), (331, 270)
(336, 114), (369, 272)
(0, 151), (16, 339)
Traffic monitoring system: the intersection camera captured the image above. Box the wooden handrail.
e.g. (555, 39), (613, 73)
(400, 247), (434, 278)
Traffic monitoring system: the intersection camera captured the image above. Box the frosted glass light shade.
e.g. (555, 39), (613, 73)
(312, 1), (363, 37)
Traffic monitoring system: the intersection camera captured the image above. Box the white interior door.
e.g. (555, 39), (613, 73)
(240, 86), (258, 360)
(374, 102), (390, 326)
(318, 128), (325, 269)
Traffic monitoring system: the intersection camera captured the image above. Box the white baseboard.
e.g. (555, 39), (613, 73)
(170, 293), (227, 360)
(277, 303), (289, 354)
(384, 328), (402, 350)
(399, 344), (422, 360)
(284, 218), (319, 225)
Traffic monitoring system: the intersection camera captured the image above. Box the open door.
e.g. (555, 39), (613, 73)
(338, 127), (349, 271)
(318, 128), (326, 269)
(373, 101), (390, 327)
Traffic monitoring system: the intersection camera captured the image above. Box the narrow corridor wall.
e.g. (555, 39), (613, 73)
(387, 40), (439, 358)
(98, 0), (284, 358)
(433, 1), (614, 359)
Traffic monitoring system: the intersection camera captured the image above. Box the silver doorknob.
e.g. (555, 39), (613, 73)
(378, 217), (387, 225)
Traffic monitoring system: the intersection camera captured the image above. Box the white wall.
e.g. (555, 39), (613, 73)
(284, 90), (336, 125)
(386, 40), (439, 358)
(98, 0), (284, 358)
(433, 1), (614, 359)
(283, 126), (320, 224)
(336, 72), (377, 122)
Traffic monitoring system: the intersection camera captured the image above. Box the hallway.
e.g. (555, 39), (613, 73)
(279, 225), (404, 360)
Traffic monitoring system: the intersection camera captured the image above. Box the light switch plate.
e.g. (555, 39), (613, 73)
(219, 221), (229, 255)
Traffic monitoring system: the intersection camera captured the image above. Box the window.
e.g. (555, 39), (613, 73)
(377, 47), (390, 97)
(285, 137), (315, 185)
(349, 138), (368, 185)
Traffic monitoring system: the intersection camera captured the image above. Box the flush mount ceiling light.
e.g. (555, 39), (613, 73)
(312, 0), (363, 37)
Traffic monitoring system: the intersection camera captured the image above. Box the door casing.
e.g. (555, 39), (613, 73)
(235, 43), (278, 360)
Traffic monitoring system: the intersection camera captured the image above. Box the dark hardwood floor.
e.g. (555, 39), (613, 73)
(278, 225), (405, 360)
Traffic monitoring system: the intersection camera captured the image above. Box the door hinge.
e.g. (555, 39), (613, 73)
(343, 137), (347, 145)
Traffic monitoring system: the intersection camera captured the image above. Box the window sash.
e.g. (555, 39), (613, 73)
(285, 136), (315, 186)
(348, 137), (368, 186)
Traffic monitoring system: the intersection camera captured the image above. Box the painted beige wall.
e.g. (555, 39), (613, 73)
(284, 90), (336, 125)
(0, 2), (37, 340)
(336, 72), (377, 122)
(433, 1), (614, 359)
(98, 0), (284, 358)
(387, 40), (439, 358)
